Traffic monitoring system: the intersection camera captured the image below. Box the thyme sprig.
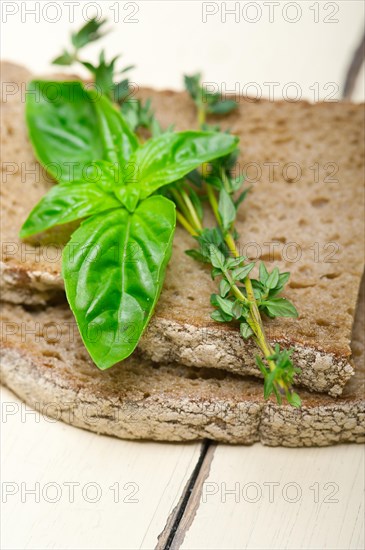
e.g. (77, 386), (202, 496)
(185, 73), (237, 126)
(169, 81), (302, 408)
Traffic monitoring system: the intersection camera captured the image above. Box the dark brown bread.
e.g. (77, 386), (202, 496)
(1, 61), (364, 396)
(0, 278), (364, 446)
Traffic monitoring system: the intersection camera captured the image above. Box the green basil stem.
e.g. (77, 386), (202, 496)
(180, 189), (203, 231)
(171, 189), (194, 225)
(205, 183), (220, 220)
(219, 165), (231, 193)
(176, 210), (198, 236)
(198, 105), (206, 128)
(172, 189), (202, 235)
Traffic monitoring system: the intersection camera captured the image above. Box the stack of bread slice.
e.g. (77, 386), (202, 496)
(1, 62), (364, 445)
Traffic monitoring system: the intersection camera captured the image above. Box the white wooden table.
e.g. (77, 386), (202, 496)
(1, 2), (364, 548)
(1, 386), (364, 549)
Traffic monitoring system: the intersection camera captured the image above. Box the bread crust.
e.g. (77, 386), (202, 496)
(0, 277), (364, 446)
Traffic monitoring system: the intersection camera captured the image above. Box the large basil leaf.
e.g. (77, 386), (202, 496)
(91, 89), (139, 164)
(62, 195), (176, 369)
(20, 179), (121, 238)
(82, 159), (121, 192)
(124, 131), (239, 201)
(26, 81), (138, 182)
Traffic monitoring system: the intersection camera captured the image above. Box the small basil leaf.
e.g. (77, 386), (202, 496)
(261, 298), (298, 318)
(218, 188), (236, 231)
(19, 181), (121, 238)
(126, 131), (239, 199)
(81, 52), (119, 98)
(121, 97), (162, 136)
(62, 195), (176, 369)
(52, 50), (74, 65)
(121, 100), (140, 132)
(184, 73), (201, 102)
(71, 17), (107, 50)
(90, 89), (139, 165)
(114, 79), (130, 102)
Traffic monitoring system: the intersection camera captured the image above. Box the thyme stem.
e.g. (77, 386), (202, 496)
(206, 187), (286, 392)
(177, 83), (298, 403)
(197, 105), (281, 384)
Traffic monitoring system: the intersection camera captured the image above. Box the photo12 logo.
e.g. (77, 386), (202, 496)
(202, 2), (340, 24)
(201, 81), (340, 102)
(201, 481), (340, 503)
(1, 2), (140, 24)
(1, 481), (140, 504)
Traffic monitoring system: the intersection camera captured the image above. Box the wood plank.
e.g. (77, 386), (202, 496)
(177, 443), (364, 550)
(0, 387), (202, 550)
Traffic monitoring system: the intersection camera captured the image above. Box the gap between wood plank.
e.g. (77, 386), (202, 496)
(156, 440), (216, 549)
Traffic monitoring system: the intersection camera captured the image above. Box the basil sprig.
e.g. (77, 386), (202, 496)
(20, 81), (238, 369)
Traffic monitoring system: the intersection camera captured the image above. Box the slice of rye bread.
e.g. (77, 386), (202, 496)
(1, 61), (364, 396)
(0, 277), (364, 446)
